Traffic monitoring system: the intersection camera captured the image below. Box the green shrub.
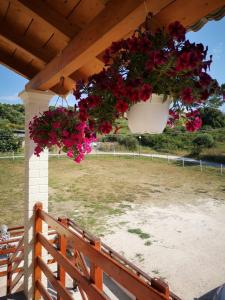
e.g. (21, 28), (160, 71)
(0, 128), (21, 152)
(117, 135), (138, 151)
(192, 134), (215, 148)
(192, 133), (214, 155)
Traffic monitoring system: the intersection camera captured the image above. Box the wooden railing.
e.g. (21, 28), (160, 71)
(7, 235), (24, 294)
(34, 202), (180, 300)
(0, 225), (24, 295)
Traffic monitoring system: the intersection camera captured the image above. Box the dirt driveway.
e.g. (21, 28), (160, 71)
(103, 198), (225, 300)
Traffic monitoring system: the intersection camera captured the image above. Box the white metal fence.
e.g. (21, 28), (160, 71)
(0, 148), (224, 175)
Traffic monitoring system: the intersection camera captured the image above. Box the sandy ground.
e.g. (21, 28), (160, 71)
(103, 198), (225, 300)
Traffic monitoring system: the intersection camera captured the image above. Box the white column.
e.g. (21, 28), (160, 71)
(19, 89), (55, 300)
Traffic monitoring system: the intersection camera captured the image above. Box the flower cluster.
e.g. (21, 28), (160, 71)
(167, 109), (202, 132)
(73, 18), (221, 134)
(30, 19), (222, 163)
(29, 107), (96, 163)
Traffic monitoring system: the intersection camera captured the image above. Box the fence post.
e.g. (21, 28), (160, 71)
(90, 238), (103, 291)
(182, 158), (184, 168)
(221, 164), (223, 175)
(57, 218), (67, 300)
(12, 151), (15, 160)
(6, 259), (12, 295)
(34, 202), (43, 300)
(200, 160), (202, 172)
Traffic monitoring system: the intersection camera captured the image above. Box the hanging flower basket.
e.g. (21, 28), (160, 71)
(29, 107), (96, 163)
(74, 17), (222, 138)
(30, 16), (223, 163)
(127, 94), (171, 134)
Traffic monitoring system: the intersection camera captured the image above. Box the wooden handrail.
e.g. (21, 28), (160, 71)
(37, 232), (107, 300)
(6, 235), (24, 295)
(37, 207), (168, 300)
(68, 218), (181, 300)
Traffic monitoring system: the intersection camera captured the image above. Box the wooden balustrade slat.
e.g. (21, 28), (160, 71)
(0, 248), (16, 255)
(57, 218), (67, 300)
(0, 267), (23, 277)
(74, 250), (90, 278)
(10, 269), (24, 291)
(37, 256), (74, 300)
(9, 236), (24, 263)
(37, 232), (107, 300)
(0, 237), (21, 246)
(36, 280), (52, 300)
(34, 202), (43, 300)
(6, 259), (12, 294)
(8, 226), (24, 232)
(90, 239), (103, 291)
(39, 209), (167, 300)
(11, 251), (24, 273)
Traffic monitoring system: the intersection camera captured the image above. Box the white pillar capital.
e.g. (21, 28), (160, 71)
(19, 89), (55, 105)
(19, 88), (55, 299)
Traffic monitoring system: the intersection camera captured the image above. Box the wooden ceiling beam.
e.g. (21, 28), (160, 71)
(26, 0), (172, 90)
(0, 26), (47, 66)
(0, 49), (39, 79)
(11, 0), (79, 41)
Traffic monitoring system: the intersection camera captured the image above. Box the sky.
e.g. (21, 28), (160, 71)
(0, 17), (225, 106)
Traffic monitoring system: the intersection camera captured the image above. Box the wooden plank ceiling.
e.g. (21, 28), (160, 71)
(0, 0), (225, 95)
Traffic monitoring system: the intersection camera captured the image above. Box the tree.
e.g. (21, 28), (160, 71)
(0, 128), (21, 152)
(192, 133), (214, 155)
(0, 104), (24, 128)
(205, 83), (225, 109)
(200, 107), (225, 129)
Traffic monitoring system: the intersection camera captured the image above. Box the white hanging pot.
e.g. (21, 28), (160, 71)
(127, 94), (172, 134)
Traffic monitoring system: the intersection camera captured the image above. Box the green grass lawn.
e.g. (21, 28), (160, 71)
(0, 156), (224, 234)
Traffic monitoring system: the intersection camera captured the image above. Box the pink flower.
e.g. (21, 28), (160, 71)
(139, 84), (152, 101)
(62, 130), (70, 137)
(67, 150), (74, 158)
(186, 116), (202, 132)
(74, 153), (84, 163)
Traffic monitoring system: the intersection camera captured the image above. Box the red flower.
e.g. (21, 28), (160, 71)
(52, 122), (60, 129)
(168, 21), (186, 42)
(139, 84), (152, 101)
(199, 72), (212, 87)
(78, 108), (88, 122)
(116, 100), (129, 113)
(99, 121), (112, 134)
(181, 87), (194, 104)
(87, 95), (101, 108)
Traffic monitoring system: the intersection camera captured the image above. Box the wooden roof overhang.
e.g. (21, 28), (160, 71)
(0, 0), (225, 95)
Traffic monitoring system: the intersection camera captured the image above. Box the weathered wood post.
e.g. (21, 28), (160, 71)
(57, 217), (68, 300)
(90, 238), (103, 291)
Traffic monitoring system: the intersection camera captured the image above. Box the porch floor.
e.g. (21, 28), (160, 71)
(0, 291), (26, 300)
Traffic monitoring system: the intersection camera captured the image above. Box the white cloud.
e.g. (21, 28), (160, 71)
(0, 94), (21, 104)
